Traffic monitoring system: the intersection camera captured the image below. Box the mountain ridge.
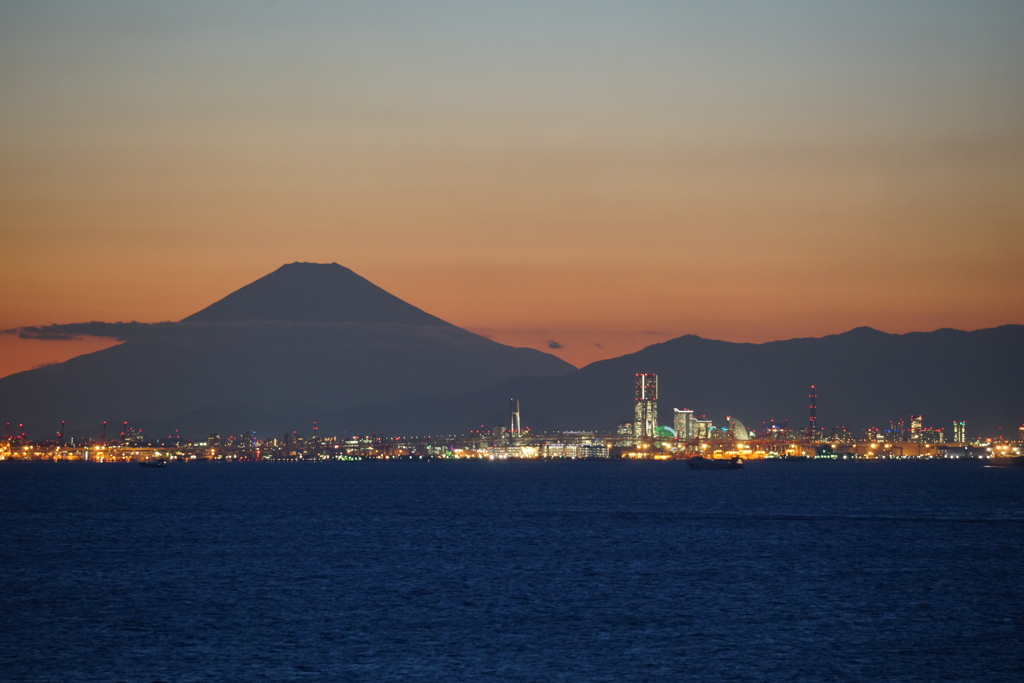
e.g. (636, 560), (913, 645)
(2, 263), (1020, 439)
(0, 263), (574, 438)
(294, 323), (1024, 438)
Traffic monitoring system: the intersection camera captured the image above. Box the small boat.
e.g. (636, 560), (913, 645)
(687, 456), (743, 470)
(139, 459), (168, 468)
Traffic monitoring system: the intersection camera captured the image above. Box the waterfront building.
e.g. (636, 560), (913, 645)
(953, 421), (966, 444)
(765, 419), (788, 441)
(673, 409), (696, 440)
(830, 426), (853, 443)
(910, 415), (923, 441)
(727, 416), (750, 441)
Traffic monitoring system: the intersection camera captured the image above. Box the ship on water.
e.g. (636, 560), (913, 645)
(987, 456), (1024, 467)
(986, 444), (1023, 467)
(139, 458), (168, 468)
(687, 456), (743, 470)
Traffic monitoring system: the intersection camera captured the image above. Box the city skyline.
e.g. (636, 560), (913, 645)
(3, 1), (1023, 376)
(2, 364), (1011, 464)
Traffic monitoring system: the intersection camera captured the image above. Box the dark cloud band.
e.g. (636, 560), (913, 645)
(3, 321), (165, 341)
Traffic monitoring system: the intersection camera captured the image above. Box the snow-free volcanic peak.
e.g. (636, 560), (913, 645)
(183, 262), (450, 326)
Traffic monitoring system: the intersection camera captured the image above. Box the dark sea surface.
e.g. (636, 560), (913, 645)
(1, 459), (1022, 682)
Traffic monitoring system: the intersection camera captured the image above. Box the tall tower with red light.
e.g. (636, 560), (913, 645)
(808, 385), (817, 439)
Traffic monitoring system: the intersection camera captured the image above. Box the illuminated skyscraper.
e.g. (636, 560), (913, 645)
(953, 421), (966, 444)
(509, 398), (521, 436)
(674, 408), (695, 440)
(910, 415), (923, 441)
(634, 373), (658, 439)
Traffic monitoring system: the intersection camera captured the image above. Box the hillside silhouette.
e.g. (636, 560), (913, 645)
(304, 325), (1024, 439)
(0, 263), (573, 438)
(2, 264), (1021, 439)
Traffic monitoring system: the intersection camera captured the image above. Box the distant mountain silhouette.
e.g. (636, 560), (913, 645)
(184, 262), (451, 326)
(0, 263), (574, 439)
(289, 325), (1024, 439)
(3, 264), (1021, 440)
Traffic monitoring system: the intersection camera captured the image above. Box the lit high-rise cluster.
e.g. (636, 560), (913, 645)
(673, 408), (695, 440)
(672, 408), (713, 440)
(953, 421), (966, 444)
(910, 415), (923, 441)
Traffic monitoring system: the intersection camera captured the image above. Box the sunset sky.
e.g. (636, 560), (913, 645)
(2, 0), (1022, 375)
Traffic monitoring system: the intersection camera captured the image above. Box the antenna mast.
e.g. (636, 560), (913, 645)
(808, 385), (817, 438)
